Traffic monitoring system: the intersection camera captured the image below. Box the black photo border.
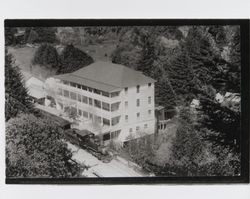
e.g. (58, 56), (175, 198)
(4, 19), (249, 184)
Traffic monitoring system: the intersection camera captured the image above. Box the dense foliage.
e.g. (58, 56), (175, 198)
(5, 51), (34, 121)
(114, 25), (241, 176)
(32, 43), (60, 68)
(5, 27), (18, 46)
(58, 44), (94, 74)
(6, 114), (81, 178)
(24, 27), (57, 44)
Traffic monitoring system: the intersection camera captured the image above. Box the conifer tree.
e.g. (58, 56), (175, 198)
(5, 51), (34, 121)
(137, 33), (156, 77)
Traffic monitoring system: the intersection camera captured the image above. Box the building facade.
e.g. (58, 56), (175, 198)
(45, 61), (156, 144)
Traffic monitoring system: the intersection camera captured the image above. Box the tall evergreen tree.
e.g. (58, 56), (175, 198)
(5, 51), (34, 121)
(165, 50), (198, 104)
(137, 33), (156, 77)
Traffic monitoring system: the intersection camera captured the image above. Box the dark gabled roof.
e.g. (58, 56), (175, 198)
(53, 61), (156, 92)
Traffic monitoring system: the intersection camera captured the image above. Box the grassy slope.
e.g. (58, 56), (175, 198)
(8, 46), (58, 81)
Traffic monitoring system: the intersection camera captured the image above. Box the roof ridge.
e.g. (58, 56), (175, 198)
(70, 73), (121, 89)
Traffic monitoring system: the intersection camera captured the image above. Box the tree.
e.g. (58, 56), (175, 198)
(24, 27), (57, 44)
(58, 44), (94, 74)
(5, 27), (17, 46)
(165, 50), (198, 104)
(6, 114), (81, 178)
(198, 97), (240, 152)
(155, 77), (176, 109)
(5, 51), (34, 121)
(152, 107), (240, 177)
(226, 26), (241, 93)
(137, 33), (156, 77)
(32, 43), (60, 69)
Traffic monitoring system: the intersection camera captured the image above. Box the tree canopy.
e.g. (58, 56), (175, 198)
(32, 43), (60, 68)
(6, 114), (81, 178)
(58, 44), (94, 74)
(24, 27), (57, 44)
(5, 51), (34, 121)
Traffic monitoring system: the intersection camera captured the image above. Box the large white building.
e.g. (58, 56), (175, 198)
(45, 61), (156, 144)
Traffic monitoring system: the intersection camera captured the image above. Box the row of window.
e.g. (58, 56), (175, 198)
(103, 130), (121, 141)
(59, 88), (120, 112)
(124, 83), (152, 94)
(62, 80), (120, 98)
(125, 110), (152, 121)
(129, 124), (148, 133)
(59, 103), (120, 126)
(124, 97), (151, 108)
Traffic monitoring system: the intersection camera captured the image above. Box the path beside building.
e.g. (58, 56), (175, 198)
(67, 142), (146, 177)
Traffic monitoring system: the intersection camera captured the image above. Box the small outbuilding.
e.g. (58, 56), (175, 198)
(25, 76), (46, 104)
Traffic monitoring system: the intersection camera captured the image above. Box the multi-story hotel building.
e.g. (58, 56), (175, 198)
(45, 61), (156, 144)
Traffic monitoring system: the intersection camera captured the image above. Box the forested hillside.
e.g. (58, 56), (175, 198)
(5, 25), (241, 177)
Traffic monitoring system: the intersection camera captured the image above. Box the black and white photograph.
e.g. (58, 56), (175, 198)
(4, 20), (249, 183)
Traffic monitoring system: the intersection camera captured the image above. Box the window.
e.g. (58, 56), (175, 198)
(125, 87), (128, 93)
(78, 109), (82, 116)
(70, 82), (77, 87)
(148, 110), (152, 115)
(94, 99), (101, 108)
(136, 85), (140, 93)
(137, 112), (140, 118)
(111, 116), (120, 126)
(136, 126), (140, 131)
(89, 113), (93, 120)
(89, 98), (93, 105)
(111, 102), (120, 112)
(94, 89), (101, 95)
(144, 124), (148, 129)
(129, 128), (133, 133)
(148, 96), (152, 104)
(83, 111), (88, 118)
(103, 118), (110, 126)
(102, 102), (110, 111)
(125, 115), (128, 121)
(111, 130), (121, 139)
(103, 132), (111, 141)
(136, 99), (140, 107)
(111, 91), (119, 98)
(63, 90), (69, 98)
(148, 83), (152, 87)
(102, 91), (110, 97)
(70, 92), (77, 100)
(125, 101), (128, 107)
(88, 87), (93, 92)
(77, 94), (82, 102)
(82, 95), (88, 104)
(82, 85), (87, 91)
(77, 84), (81, 89)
